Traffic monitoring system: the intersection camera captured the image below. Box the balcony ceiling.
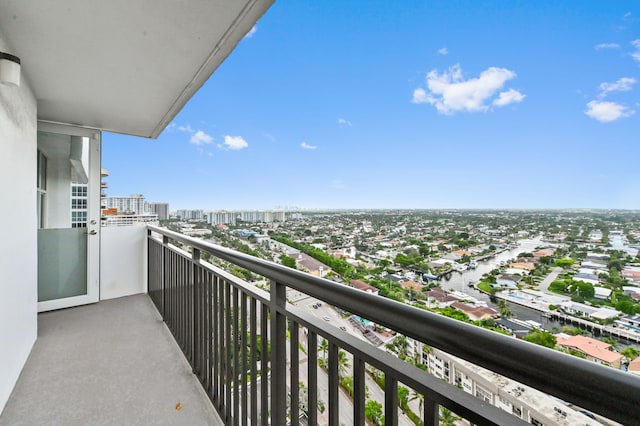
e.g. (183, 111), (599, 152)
(0, 0), (273, 138)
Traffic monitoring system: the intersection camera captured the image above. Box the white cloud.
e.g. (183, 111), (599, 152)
(493, 88), (526, 107)
(337, 118), (352, 127)
(632, 39), (640, 63)
(223, 135), (248, 150)
(585, 100), (635, 122)
(190, 130), (213, 145)
(412, 64), (521, 114)
(300, 142), (317, 150)
(244, 25), (257, 39)
(437, 47), (449, 55)
(178, 124), (195, 133)
(595, 43), (620, 50)
(598, 77), (636, 98)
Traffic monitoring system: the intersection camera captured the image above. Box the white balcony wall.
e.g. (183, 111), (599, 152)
(100, 225), (147, 300)
(0, 34), (38, 413)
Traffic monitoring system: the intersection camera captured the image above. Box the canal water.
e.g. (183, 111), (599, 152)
(438, 237), (564, 329)
(437, 238), (640, 349)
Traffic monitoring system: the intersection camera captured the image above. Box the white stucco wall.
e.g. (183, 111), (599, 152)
(0, 35), (38, 413)
(100, 225), (147, 300)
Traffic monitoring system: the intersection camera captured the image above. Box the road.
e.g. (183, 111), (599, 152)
(537, 266), (562, 293)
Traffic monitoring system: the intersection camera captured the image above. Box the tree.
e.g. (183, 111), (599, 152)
(398, 385), (410, 409)
(365, 400), (384, 426)
(318, 338), (328, 365)
(279, 254), (297, 269)
(523, 330), (556, 349)
(555, 258), (574, 268)
(409, 389), (424, 419)
(498, 299), (512, 318)
(337, 349), (351, 378)
(621, 347), (640, 360)
(439, 407), (462, 426)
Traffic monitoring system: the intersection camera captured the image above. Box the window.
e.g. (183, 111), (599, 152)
(72, 198), (87, 210)
(475, 386), (492, 402)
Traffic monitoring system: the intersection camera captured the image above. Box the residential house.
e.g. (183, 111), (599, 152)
(349, 280), (379, 296)
(451, 302), (498, 321)
(558, 302), (620, 321)
(509, 262), (536, 272)
(593, 287), (612, 300)
(424, 288), (459, 308)
(294, 252), (331, 277)
(556, 335), (623, 369)
(573, 272), (599, 286)
(495, 274), (521, 289)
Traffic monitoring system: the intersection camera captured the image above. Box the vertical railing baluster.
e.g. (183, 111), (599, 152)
(162, 235), (168, 319)
(241, 291), (248, 426)
(260, 303), (269, 426)
(385, 374), (398, 425)
(307, 331), (318, 426)
(206, 271), (213, 400)
(424, 400), (438, 426)
(290, 320), (300, 426)
(225, 281), (232, 422)
(353, 356), (365, 426)
(328, 341), (339, 426)
(250, 298), (258, 425)
(233, 286), (240, 426)
(270, 279), (287, 426)
(192, 248), (200, 373)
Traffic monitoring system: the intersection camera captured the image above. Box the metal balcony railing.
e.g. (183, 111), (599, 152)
(147, 225), (640, 425)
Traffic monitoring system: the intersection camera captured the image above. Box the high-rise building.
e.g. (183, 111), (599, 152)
(103, 194), (146, 215)
(148, 202), (169, 221)
(176, 209), (204, 220)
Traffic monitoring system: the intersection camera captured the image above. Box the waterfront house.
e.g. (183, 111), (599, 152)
(496, 273), (522, 289)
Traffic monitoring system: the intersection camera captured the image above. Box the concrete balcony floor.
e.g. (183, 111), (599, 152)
(0, 294), (222, 426)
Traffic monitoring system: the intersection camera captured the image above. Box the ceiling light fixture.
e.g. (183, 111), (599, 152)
(0, 52), (21, 87)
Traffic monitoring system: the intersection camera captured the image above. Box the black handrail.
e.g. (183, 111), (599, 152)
(147, 225), (640, 425)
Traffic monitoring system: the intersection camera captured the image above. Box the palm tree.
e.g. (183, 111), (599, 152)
(498, 299), (512, 318)
(318, 338), (328, 364)
(409, 389), (424, 419)
(337, 349), (351, 377)
(439, 407), (461, 426)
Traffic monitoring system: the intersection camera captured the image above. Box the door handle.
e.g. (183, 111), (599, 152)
(89, 230), (97, 235)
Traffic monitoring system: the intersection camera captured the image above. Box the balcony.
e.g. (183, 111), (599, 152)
(0, 294), (222, 425)
(3, 224), (640, 425)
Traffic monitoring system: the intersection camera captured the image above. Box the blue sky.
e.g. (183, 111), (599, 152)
(103, 1), (640, 210)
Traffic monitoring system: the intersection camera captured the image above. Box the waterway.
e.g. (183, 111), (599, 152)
(438, 237), (640, 349)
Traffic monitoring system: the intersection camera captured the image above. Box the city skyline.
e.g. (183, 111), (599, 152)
(103, 1), (640, 210)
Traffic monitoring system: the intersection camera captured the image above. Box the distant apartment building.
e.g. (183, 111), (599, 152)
(103, 194), (146, 214)
(177, 209), (204, 220)
(101, 212), (158, 227)
(148, 202), (169, 221)
(206, 210), (286, 225)
(100, 193), (158, 227)
(208, 211), (238, 226)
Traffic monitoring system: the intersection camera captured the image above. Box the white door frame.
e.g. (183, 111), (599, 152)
(37, 122), (101, 312)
